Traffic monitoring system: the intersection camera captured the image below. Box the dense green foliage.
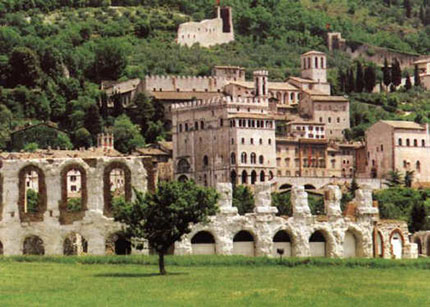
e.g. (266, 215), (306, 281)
(232, 185), (255, 215)
(25, 189), (39, 213)
(113, 180), (219, 274)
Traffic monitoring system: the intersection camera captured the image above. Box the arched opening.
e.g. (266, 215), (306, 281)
(63, 233), (88, 256)
(177, 159), (191, 173)
(230, 153), (236, 164)
(18, 165), (47, 222)
(103, 162), (131, 217)
(390, 230), (403, 259)
(60, 164), (88, 225)
(178, 175), (188, 182)
(233, 231), (255, 256)
(260, 171), (265, 182)
(0, 241), (3, 255)
(373, 229), (384, 258)
(191, 231), (216, 255)
(269, 171), (274, 180)
(106, 233), (132, 255)
(23, 235), (44, 255)
(241, 152), (247, 164)
(414, 237), (422, 255)
(241, 170), (248, 184)
(259, 155), (264, 164)
(273, 230), (292, 257)
(250, 153), (256, 164)
(230, 170), (237, 186)
(343, 231), (357, 258)
(279, 183), (292, 190)
(304, 184), (316, 190)
(251, 171), (257, 184)
(203, 155), (209, 167)
(309, 231), (326, 257)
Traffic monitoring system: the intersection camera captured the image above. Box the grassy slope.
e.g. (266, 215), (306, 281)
(0, 260), (430, 306)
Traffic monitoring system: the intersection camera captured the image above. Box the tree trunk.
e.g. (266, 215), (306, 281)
(158, 252), (166, 275)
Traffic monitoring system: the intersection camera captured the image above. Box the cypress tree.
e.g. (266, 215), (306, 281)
(405, 72), (412, 90)
(84, 104), (103, 140)
(383, 58), (391, 88)
(355, 62), (364, 92)
(338, 69), (346, 93)
(364, 66), (376, 93)
(391, 58), (402, 88)
(404, 0), (412, 18)
(346, 68), (355, 93)
(414, 65), (421, 87)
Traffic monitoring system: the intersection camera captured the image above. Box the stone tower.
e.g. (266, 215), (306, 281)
(253, 70), (269, 97)
(301, 51), (327, 83)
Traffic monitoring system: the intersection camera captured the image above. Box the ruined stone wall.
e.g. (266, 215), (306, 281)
(176, 183), (417, 259)
(0, 156), (147, 255)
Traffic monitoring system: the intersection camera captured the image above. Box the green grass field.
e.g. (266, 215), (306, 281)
(1, 256), (430, 306)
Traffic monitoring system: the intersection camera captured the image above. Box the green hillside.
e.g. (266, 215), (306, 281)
(1, 0), (430, 151)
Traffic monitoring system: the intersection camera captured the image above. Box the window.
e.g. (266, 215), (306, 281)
(321, 57), (324, 68)
(194, 122), (199, 130)
(403, 160), (408, 168)
(250, 153), (256, 164)
(259, 155), (264, 164)
(203, 155), (209, 167)
(414, 139), (418, 147)
(268, 139), (272, 145)
(241, 152), (247, 163)
(250, 138), (254, 145)
(337, 117), (340, 123)
(380, 145), (383, 152)
(259, 138), (263, 145)
(201, 121), (204, 129)
(417, 161), (421, 172)
(406, 139), (410, 146)
(398, 138), (402, 146)
(185, 123), (188, 131)
(231, 138), (234, 145)
(241, 138), (245, 144)
(328, 117), (331, 123)
(179, 124), (182, 133)
(230, 153), (236, 164)
(315, 57), (318, 68)
(319, 117), (323, 123)
(220, 119), (223, 127)
(422, 140), (426, 147)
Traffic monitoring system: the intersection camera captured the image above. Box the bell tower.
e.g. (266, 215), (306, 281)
(301, 51), (327, 83)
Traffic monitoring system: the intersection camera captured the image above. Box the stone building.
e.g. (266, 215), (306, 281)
(177, 6), (234, 48)
(0, 145), (148, 256)
(172, 96), (276, 187)
(175, 183), (417, 259)
(361, 120), (430, 184)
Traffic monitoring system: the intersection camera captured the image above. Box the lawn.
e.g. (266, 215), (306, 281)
(0, 257), (430, 306)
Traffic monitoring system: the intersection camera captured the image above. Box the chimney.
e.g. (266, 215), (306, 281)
(253, 70), (268, 97)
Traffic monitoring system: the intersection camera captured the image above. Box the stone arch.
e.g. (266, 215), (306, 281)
(177, 158), (190, 173)
(103, 161), (132, 217)
(279, 183), (292, 190)
(241, 170), (248, 184)
(389, 229), (404, 259)
(272, 230), (293, 257)
(251, 170), (257, 184)
(63, 232), (88, 256)
(18, 165), (47, 222)
(344, 226), (366, 257)
(230, 170), (237, 186)
(304, 184), (316, 190)
(260, 171), (265, 182)
(23, 235), (45, 255)
(106, 232), (132, 255)
(309, 228), (336, 257)
(191, 231), (216, 255)
(178, 175), (188, 182)
(373, 228), (384, 258)
(60, 163), (88, 225)
(233, 230), (255, 256)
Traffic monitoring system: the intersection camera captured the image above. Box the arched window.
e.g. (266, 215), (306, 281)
(231, 170), (237, 185)
(231, 138), (234, 145)
(328, 117), (331, 123)
(416, 161), (421, 172)
(23, 235), (45, 255)
(185, 123), (188, 131)
(201, 121), (205, 129)
(250, 138), (254, 145)
(179, 124), (182, 133)
(60, 164), (87, 225)
(203, 155), (209, 166)
(422, 140), (426, 147)
(398, 138), (402, 146)
(251, 171), (257, 184)
(406, 139), (410, 146)
(290, 93), (294, 101)
(64, 232), (88, 256)
(250, 153), (256, 164)
(259, 138), (263, 145)
(19, 165), (47, 222)
(241, 170), (248, 184)
(269, 171), (274, 180)
(195, 122), (199, 130)
(307, 57), (311, 69)
(268, 139), (272, 145)
(260, 171), (265, 182)
(315, 57), (318, 68)
(103, 162), (132, 217)
(321, 57), (324, 68)
(259, 155), (264, 164)
(414, 139), (418, 147)
(241, 138), (245, 144)
(241, 152), (247, 164)
(230, 153), (236, 164)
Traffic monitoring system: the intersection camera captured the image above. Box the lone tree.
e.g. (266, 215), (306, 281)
(113, 180), (219, 275)
(383, 57), (391, 89)
(414, 65), (421, 87)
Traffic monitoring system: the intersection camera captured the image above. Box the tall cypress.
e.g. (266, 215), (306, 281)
(391, 58), (402, 87)
(346, 68), (355, 94)
(364, 66), (376, 93)
(414, 65), (421, 87)
(405, 72), (412, 91)
(404, 0), (412, 18)
(355, 62), (364, 92)
(383, 58), (391, 88)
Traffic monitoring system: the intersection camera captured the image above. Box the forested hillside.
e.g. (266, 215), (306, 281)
(1, 0), (430, 152)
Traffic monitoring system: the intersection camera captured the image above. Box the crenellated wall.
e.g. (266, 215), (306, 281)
(144, 75), (228, 93)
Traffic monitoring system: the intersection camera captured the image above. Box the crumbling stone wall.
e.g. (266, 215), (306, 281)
(176, 183), (417, 259)
(0, 156), (146, 256)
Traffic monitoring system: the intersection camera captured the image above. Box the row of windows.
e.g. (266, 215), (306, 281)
(302, 56), (325, 70)
(235, 138), (272, 145)
(230, 119), (274, 129)
(296, 126), (325, 132)
(231, 170), (274, 185)
(398, 138), (426, 147)
(315, 105), (347, 112)
(403, 160), (421, 172)
(178, 119), (224, 133)
(230, 152), (265, 165)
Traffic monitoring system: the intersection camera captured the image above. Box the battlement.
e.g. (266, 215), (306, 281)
(253, 70), (269, 76)
(171, 96), (269, 111)
(144, 75), (228, 92)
